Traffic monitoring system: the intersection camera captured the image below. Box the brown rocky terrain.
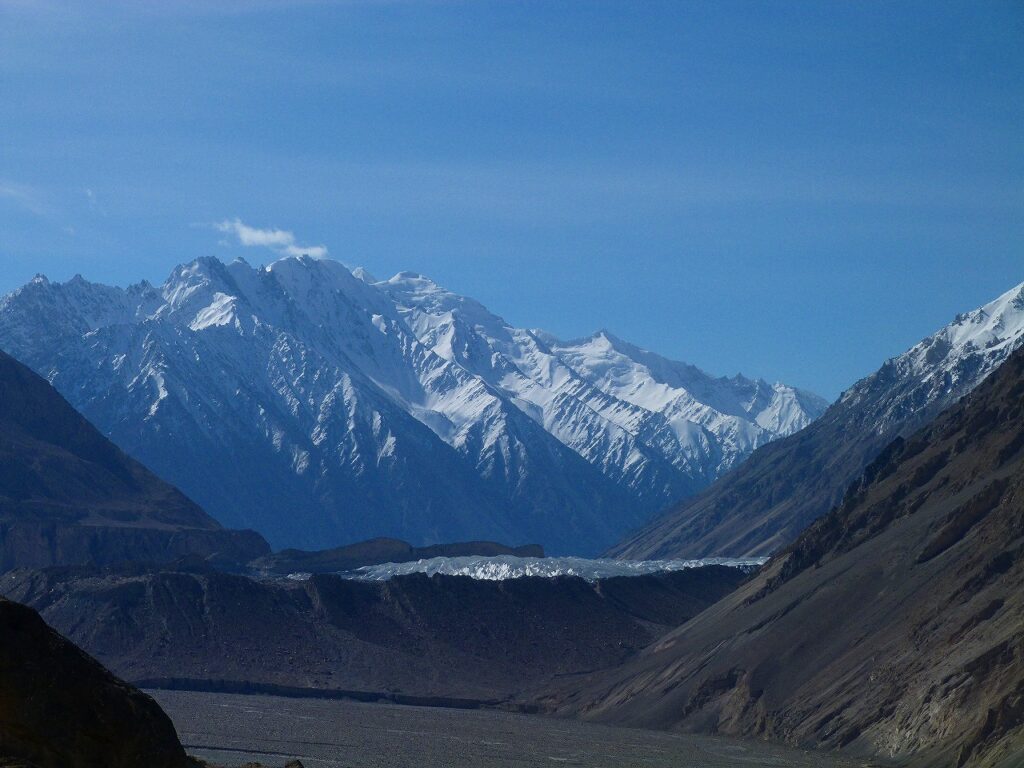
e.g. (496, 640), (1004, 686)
(0, 596), (188, 768)
(0, 348), (269, 570)
(2, 564), (745, 704)
(546, 347), (1024, 766)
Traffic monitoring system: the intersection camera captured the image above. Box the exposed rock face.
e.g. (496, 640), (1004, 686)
(0, 348), (269, 570)
(0, 597), (187, 768)
(3, 564), (746, 703)
(251, 537), (545, 575)
(611, 280), (1024, 559)
(549, 347), (1024, 767)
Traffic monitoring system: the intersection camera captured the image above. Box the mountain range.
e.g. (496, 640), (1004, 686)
(610, 280), (1024, 559)
(0, 258), (1021, 767)
(547, 341), (1024, 768)
(0, 255), (825, 554)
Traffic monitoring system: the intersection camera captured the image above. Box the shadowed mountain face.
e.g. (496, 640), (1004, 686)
(611, 280), (1024, 559)
(0, 257), (825, 554)
(3, 565), (746, 704)
(0, 348), (269, 569)
(0, 597), (187, 768)
(547, 347), (1024, 767)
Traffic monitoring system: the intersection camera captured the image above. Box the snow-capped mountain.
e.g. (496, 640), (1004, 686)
(839, 279), (1024, 433)
(0, 256), (826, 554)
(610, 279), (1024, 559)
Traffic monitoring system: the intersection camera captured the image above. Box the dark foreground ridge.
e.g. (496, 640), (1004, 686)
(0, 596), (187, 768)
(2, 564), (745, 704)
(547, 346), (1024, 767)
(0, 348), (269, 570)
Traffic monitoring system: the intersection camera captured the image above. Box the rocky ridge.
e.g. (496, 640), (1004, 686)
(611, 280), (1024, 559)
(549, 343), (1024, 767)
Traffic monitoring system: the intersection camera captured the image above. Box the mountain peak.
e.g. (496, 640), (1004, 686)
(0, 259), (828, 554)
(171, 255), (232, 283)
(842, 277), (1024, 408)
(387, 270), (442, 291)
(611, 277), (1024, 561)
(127, 279), (156, 295)
(351, 266), (379, 284)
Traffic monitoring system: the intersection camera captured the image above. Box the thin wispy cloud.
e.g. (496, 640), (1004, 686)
(0, 180), (48, 216)
(215, 218), (328, 259)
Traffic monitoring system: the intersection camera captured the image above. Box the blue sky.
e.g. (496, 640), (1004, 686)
(1, 1), (1021, 398)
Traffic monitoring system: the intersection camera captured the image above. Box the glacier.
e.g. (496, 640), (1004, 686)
(326, 554), (766, 582)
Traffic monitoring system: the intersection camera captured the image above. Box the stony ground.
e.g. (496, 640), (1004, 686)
(150, 690), (874, 768)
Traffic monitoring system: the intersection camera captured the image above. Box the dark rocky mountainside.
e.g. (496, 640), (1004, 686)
(548, 347), (1024, 767)
(2, 564), (745, 704)
(0, 596), (187, 768)
(251, 537), (544, 575)
(611, 281), (1024, 559)
(0, 348), (268, 569)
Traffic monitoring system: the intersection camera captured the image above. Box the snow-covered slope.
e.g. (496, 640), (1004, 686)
(610, 279), (1024, 559)
(545, 330), (824, 476)
(0, 256), (826, 554)
(839, 279), (1024, 434)
(379, 272), (824, 497)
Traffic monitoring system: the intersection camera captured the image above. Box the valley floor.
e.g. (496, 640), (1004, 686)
(150, 689), (870, 768)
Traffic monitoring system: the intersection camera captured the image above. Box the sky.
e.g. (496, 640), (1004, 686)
(1, 1), (1021, 399)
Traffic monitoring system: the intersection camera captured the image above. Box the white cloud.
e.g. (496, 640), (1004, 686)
(281, 242), (329, 258)
(215, 218), (328, 259)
